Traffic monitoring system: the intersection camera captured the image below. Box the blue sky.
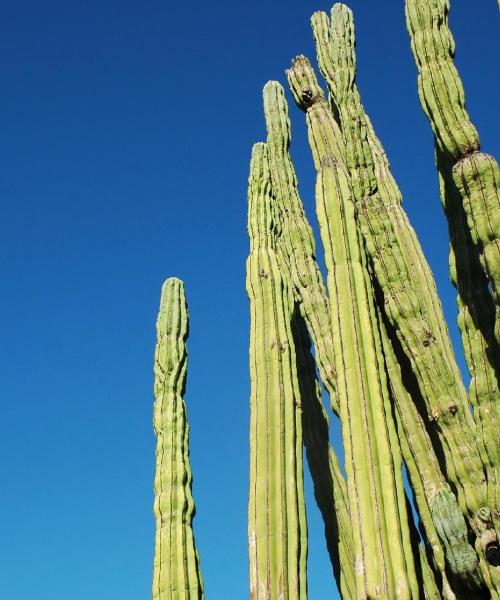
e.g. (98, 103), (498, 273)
(0, 1), (498, 598)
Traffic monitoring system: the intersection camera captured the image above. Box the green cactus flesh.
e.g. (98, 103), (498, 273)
(152, 278), (204, 600)
(247, 143), (307, 600)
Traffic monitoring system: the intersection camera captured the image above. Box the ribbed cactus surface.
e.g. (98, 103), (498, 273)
(152, 278), (204, 600)
(247, 143), (308, 600)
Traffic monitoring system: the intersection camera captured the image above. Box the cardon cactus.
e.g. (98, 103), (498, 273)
(152, 278), (204, 600)
(151, 2), (500, 599)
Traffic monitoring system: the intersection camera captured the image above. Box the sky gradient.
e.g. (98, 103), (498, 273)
(0, 1), (499, 598)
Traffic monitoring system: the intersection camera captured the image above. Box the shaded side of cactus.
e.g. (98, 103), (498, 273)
(247, 143), (307, 600)
(152, 278), (204, 600)
(292, 309), (355, 600)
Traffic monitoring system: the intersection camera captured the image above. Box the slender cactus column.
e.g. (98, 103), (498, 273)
(247, 143), (307, 600)
(262, 81), (358, 595)
(152, 278), (204, 600)
(287, 58), (420, 599)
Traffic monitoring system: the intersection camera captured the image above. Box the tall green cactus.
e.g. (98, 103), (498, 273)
(247, 143), (308, 600)
(262, 81), (364, 597)
(152, 278), (204, 600)
(305, 5), (500, 587)
(151, 3), (499, 599)
(288, 57), (477, 592)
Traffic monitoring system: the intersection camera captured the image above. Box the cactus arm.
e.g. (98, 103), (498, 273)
(247, 143), (307, 600)
(405, 0), (500, 315)
(152, 278), (204, 600)
(262, 81), (338, 414)
(364, 113), (462, 385)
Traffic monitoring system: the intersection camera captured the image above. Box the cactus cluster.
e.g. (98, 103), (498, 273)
(151, 1), (499, 598)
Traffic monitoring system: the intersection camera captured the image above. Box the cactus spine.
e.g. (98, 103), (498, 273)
(152, 278), (204, 600)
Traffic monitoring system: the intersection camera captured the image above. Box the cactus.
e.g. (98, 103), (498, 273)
(292, 311), (356, 599)
(151, 3), (500, 599)
(152, 278), (204, 600)
(246, 143), (308, 600)
(285, 40), (488, 597)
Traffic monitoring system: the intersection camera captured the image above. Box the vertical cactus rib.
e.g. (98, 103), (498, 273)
(262, 81), (338, 414)
(152, 278), (204, 600)
(309, 5), (498, 553)
(405, 0), (500, 321)
(247, 143), (307, 600)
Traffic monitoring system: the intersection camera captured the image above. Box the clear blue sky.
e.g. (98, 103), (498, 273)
(0, 1), (498, 598)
